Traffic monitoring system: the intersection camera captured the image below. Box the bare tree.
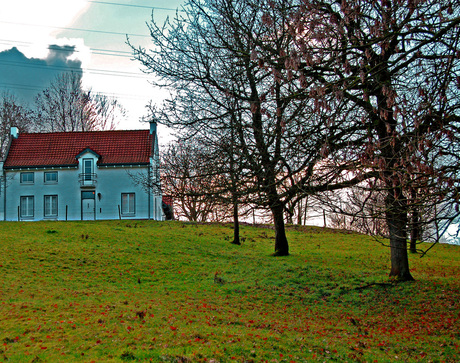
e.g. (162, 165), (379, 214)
(328, 182), (389, 236)
(34, 72), (124, 132)
(131, 0), (368, 256)
(160, 139), (231, 222)
(0, 92), (33, 157)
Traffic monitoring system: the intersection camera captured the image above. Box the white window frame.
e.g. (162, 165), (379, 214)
(20, 172), (34, 184)
(44, 195), (58, 218)
(121, 193), (135, 216)
(20, 196), (34, 219)
(44, 171), (58, 184)
(83, 159), (93, 181)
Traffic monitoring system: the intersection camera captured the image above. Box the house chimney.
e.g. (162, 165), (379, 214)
(10, 127), (19, 139)
(149, 120), (159, 158)
(149, 121), (157, 135)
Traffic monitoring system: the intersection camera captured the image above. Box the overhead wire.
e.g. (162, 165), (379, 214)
(0, 20), (150, 38)
(0, 59), (151, 79)
(0, 82), (42, 93)
(0, 1), (183, 38)
(0, 81), (154, 102)
(0, 1), (177, 104)
(0, 1), (173, 62)
(86, 1), (182, 11)
(0, 39), (134, 59)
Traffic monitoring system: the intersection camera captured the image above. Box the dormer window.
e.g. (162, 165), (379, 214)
(83, 159), (94, 181)
(76, 149), (99, 188)
(79, 157), (97, 187)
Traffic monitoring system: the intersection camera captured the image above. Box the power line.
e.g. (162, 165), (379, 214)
(0, 20), (149, 38)
(91, 49), (133, 58)
(0, 1), (183, 38)
(0, 82), (41, 93)
(0, 3), (170, 106)
(0, 82), (152, 102)
(87, 1), (182, 11)
(0, 39), (31, 47)
(0, 59), (151, 79)
(0, 39), (134, 59)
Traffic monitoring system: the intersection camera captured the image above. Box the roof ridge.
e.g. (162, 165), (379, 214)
(19, 129), (150, 136)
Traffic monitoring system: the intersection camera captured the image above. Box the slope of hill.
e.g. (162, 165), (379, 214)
(0, 220), (458, 362)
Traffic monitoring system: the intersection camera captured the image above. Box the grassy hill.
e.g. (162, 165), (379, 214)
(0, 220), (458, 362)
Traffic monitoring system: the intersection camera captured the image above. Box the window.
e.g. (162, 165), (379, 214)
(44, 195), (58, 218)
(20, 196), (34, 219)
(121, 193), (135, 215)
(84, 159), (93, 181)
(44, 171), (58, 184)
(81, 191), (95, 199)
(20, 172), (34, 184)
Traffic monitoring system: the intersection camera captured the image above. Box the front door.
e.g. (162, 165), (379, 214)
(81, 191), (95, 220)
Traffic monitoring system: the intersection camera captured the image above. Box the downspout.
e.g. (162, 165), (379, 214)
(2, 130), (16, 221)
(148, 161), (151, 220)
(2, 166), (5, 221)
(150, 120), (157, 220)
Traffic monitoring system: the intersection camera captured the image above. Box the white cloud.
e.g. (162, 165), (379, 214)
(0, 0), (180, 132)
(0, 0), (89, 58)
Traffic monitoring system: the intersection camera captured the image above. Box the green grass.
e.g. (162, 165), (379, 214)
(0, 220), (458, 362)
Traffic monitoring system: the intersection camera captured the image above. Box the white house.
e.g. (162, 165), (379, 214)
(0, 123), (163, 221)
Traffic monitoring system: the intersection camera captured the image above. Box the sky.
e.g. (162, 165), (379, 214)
(0, 0), (184, 138)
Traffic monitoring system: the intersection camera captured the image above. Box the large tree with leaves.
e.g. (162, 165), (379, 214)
(132, 0), (367, 255)
(278, 0), (460, 279)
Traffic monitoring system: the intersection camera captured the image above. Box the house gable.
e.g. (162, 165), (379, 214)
(76, 148), (101, 160)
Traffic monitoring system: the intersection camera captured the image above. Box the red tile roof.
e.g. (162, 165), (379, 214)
(3, 130), (153, 169)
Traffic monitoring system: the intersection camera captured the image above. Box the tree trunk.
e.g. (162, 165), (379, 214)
(409, 188), (419, 254)
(286, 209), (293, 225)
(231, 201), (240, 245)
(409, 209), (419, 254)
(271, 203), (289, 256)
(296, 199), (303, 225)
(386, 192), (414, 281)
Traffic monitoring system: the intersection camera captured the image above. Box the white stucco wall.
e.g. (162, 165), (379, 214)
(2, 155), (163, 221)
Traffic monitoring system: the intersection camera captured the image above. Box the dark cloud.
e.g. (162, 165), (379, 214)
(0, 46), (82, 105)
(46, 45), (82, 68)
